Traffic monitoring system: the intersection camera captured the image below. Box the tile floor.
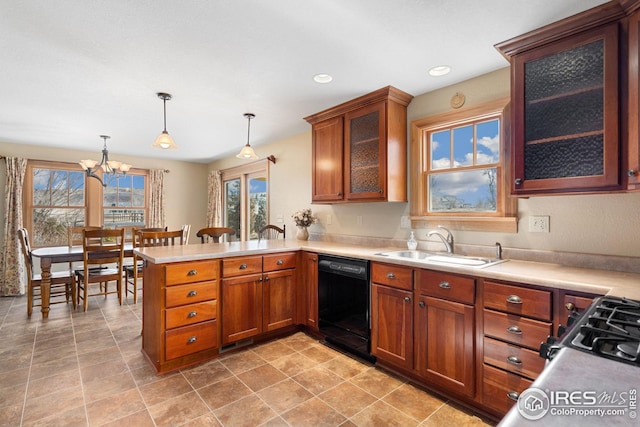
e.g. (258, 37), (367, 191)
(0, 293), (496, 427)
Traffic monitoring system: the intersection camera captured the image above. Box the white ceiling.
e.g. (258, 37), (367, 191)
(0, 0), (608, 163)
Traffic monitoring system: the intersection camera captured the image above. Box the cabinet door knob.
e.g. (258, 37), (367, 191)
(188, 311), (197, 318)
(378, 188), (383, 193)
(507, 355), (522, 365)
(404, 296), (411, 303)
(265, 276), (270, 281)
(565, 302), (576, 311)
(387, 272), (396, 279)
(187, 336), (197, 344)
(337, 192), (342, 196)
(506, 295), (523, 304)
(507, 391), (520, 402)
(187, 290), (198, 297)
(439, 281), (451, 289)
(187, 269), (197, 276)
(419, 301), (425, 308)
(239, 263), (247, 269)
(276, 259), (284, 265)
(507, 325), (523, 335)
(514, 178), (523, 185)
(628, 169), (637, 177)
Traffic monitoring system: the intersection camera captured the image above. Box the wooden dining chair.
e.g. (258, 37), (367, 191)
(76, 228), (125, 312)
(196, 227), (235, 243)
(181, 224), (191, 245)
(124, 231), (184, 304)
(258, 224), (286, 240)
(18, 228), (76, 317)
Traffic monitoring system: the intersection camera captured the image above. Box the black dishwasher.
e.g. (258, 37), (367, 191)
(318, 254), (375, 362)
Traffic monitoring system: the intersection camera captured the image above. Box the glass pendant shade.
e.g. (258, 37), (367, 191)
(236, 143), (258, 159)
(153, 130), (177, 149)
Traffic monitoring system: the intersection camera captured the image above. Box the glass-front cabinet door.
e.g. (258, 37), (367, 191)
(344, 102), (386, 201)
(511, 23), (620, 195)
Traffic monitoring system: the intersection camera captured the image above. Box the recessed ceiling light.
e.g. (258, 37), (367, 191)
(428, 65), (451, 77)
(313, 73), (333, 84)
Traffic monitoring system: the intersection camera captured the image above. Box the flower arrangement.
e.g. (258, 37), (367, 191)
(292, 208), (318, 227)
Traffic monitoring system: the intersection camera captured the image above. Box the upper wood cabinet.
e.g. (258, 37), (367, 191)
(627, 6), (640, 189)
(304, 86), (413, 203)
(496, 0), (640, 195)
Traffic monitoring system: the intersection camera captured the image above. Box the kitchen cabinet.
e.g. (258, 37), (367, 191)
(221, 252), (296, 345)
(302, 251), (319, 330)
(142, 259), (220, 374)
(481, 281), (552, 416)
(495, 2), (634, 195)
(370, 262), (414, 370)
(304, 86), (413, 203)
(627, 8), (640, 189)
(414, 270), (476, 398)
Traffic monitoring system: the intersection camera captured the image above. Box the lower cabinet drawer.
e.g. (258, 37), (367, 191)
(165, 281), (217, 308)
(483, 336), (545, 379)
(483, 364), (533, 415)
(165, 320), (217, 360)
(166, 300), (217, 329)
(483, 309), (552, 350)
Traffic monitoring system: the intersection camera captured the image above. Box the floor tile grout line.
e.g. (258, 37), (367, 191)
(18, 297), (38, 427)
(70, 299), (91, 427)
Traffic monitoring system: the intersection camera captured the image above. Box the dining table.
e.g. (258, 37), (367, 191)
(31, 243), (134, 318)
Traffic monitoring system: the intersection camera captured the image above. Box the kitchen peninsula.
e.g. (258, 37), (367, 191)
(135, 240), (640, 420)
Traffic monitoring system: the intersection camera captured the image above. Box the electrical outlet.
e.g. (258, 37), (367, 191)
(356, 215), (363, 226)
(529, 215), (550, 233)
(400, 215), (411, 229)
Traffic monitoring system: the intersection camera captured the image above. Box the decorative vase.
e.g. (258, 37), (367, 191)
(296, 226), (309, 241)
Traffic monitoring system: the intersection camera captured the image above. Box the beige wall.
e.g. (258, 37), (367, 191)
(4, 67), (640, 258)
(212, 67), (640, 257)
(0, 141), (209, 245)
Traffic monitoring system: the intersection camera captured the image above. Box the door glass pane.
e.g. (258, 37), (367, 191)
(248, 175), (267, 240)
(430, 130), (450, 170)
(453, 125), (473, 167)
(428, 168), (498, 213)
(225, 178), (241, 238)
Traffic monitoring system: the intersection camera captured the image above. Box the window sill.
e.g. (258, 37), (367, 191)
(410, 216), (518, 233)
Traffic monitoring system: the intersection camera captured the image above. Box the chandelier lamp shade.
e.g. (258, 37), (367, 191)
(153, 92), (178, 149)
(79, 135), (131, 187)
(236, 113), (259, 159)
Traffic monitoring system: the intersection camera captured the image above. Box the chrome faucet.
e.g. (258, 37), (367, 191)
(427, 226), (454, 253)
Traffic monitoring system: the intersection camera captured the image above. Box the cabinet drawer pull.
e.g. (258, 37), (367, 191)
(507, 391), (520, 401)
(439, 281), (451, 289)
(506, 295), (522, 304)
(239, 263), (247, 270)
(187, 311), (197, 318)
(404, 296), (411, 303)
(187, 290), (198, 297)
(187, 269), (197, 276)
(387, 272), (396, 279)
(507, 355), (522, 365)
(507, 325), (523, 335)
(276, 259), (284, 265)
(187, 336), (197, 344)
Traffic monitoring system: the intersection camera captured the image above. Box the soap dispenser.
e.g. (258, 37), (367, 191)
(407, 231), (418, 250)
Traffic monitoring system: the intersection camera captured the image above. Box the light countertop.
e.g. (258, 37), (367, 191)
(135, 240), (640, 300)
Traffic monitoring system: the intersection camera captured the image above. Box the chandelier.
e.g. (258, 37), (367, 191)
(79, 135), (131, 187)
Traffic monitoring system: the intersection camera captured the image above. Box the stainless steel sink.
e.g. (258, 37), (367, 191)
(375, 250), (507, 269)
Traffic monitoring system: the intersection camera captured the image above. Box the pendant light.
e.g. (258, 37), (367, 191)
(153, 92), (178, 149)
(79, 135), (131, 187)
(236, 113), (259, 160)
